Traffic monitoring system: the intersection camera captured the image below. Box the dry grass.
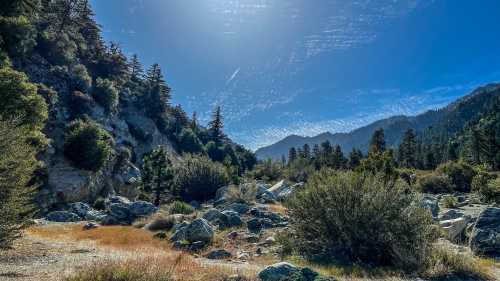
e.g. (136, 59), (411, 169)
(267, 203), (287, 215)
(64, 253), (258, 281)
(27, 224), (171, 251)
(424, 246), (495, 280)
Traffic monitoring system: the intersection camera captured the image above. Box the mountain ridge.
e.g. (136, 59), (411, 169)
(256, 83), (500, 160)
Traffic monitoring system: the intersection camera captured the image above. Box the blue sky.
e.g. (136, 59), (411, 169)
(91, 0), (500, 150)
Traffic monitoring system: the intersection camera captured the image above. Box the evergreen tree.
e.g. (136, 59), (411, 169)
(144, 63), (171, 118)
(190, 111), (198, 131)
(302, 143), (311, 159)
(348, 148), (363, 169)
(447, 141), (459, 162)
(369, 128), (386, 154)
(288, 147), (297, 163)
(312, 144), (321, 159)
(398, 129), (417, 168)
(331, 144), (347, 169)
(208, 106), (224, 144)
(142, 146), (173, 206)
(129, 54), (143, 81)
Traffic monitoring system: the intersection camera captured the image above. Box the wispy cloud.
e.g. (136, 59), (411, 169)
(226, 67), (240, 85)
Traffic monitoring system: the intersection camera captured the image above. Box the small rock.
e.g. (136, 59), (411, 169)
(227, 203), (250, 214)
(264, 236), (276, 245)
(221, 210), (243, 228)
(83, 222), (98, 230)
(189, 241), (206, 251)
(153, 232), (167, 240)
(202, 209), (223, 222)
(237, 251), (250, 260)
(247, 218), (263, 233)
(206, 249), (232, 259)
(185, 218), (214, 243)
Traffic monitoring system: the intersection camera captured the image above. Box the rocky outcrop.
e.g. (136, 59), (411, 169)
(469, 207), (500, 257)
(421, 194), (439, 217)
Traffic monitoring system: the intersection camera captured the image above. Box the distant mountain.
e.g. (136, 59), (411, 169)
(256, 83), (500, 160)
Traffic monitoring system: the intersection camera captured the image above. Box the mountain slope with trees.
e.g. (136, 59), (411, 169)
(256, 83), (500, 161)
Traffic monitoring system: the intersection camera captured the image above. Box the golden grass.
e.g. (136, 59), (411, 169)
(27, 224), (171, 250)
(64, 253), (258, 281)
(267, 203), (287, 215)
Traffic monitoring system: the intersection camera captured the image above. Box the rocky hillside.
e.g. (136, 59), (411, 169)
(0, 1), (255, 214)
(256, 83), (500, 160)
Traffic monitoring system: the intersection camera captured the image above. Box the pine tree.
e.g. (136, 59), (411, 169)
(190, 111), (198, 130)
(312, 144), (320, 159)
(288, 147), (297, 164)
(369, 128), (386, 154)
(398, 129), (417, 168)
(208, 106), (224, 144)
(348, 148), (363, 169)
(142, 146), (173, 206)
(332, 144), (346, 169)
(129, 54), (143, 81)
(144, 63), (171, 118)
(302, 144), (311, 159)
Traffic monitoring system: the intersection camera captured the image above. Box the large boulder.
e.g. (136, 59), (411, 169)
(268, 180), (288, 195)
(107, 203), (131, 220)
(221, 210), (243, 228)
(129, 201), (157, 217)
(227, 203), (251, 214)
(205, 249), (232, 260)
(470, 207), (500, 257)
(184, 218), (214, 243)
(70, 202), (92, 218)
(421, 194), (439, 217)
(259, 262), (333, 281)
(46, 211), (81, 222)
(440, 217), (469, 241)
(202, 209), (224, 222)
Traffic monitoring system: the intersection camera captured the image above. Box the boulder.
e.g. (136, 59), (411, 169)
(202, 209), (224, 222)
(70, 202), (92, 218)
(470, 207), (500, 257)
(438, 209), (465, 221)
(170, 226), (188, 242)
(101, 215), (120, 225)
(268, 180), (288, 195)
(83, 222), (98, 230)
(105, 196), (131, 207)
(247, 218), (263, 233)
(440, 217), (469, 241)
(206, 249), (232, 259)
(221, 210), (243, 228)
(84, 209), (107, 221)
(129, 201), (157, 217)
(184, 218), (214, 243)
(258, 262), (301, 281)
(276, 182), (303, 201)
(107, 203), (131, 220)
(421, 194), (439, 217)
(259, 262), (333, 281)
(227, 203), (250, 214)
(46, 211), (81, 222)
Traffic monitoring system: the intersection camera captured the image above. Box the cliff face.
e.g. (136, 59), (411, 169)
(19, 55), (177, 212)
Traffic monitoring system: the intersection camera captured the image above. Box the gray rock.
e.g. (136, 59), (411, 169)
(129, 201), (157, 217)
(221, 210), (243, 227)
(46, 211), (81, 222)
(84, 209), (107, 221)
(470, 207), (500, 257)
(83, 222), (98, 230)
(185, 218), (214, 243)
(206, 249), (232, 259)
(227, 203), (250, 214)
(438, 209), (465, 221)
(440, 217), (469, 241)
(258, 262), (301, 281)
(101, 215), (120, 225)
(70, 202), (92, 218)
(170, 226), (187, 242)
(105, 196), (131, 207)
(189, 200), (201, 209)
(202, 209), (224, 222)
(107, 203), (130, 220)
(247, 218), (263, 233)
(421, 194), (439, 217)
(189, 241), (207, 251)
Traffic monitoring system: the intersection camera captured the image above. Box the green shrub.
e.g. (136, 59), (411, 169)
(169, 201), (195, 215)
(0, 16), (36, 56)
(63, 120), (113, 171)
(70, 64), (92, 92)
(172, 154), (229, 201)
(93, 78), (118, 113)
(441, 195), (458, 208)
(93, 197), (105, 211)
(286, 169), (435, 270)
(478, 178), (500, 203)
(38, 31), (77, 65)
(417, 173), (454, 194)
(68, 91), (94, 117)
(436, 161), (476, 192)
(177, 128), (204, 154)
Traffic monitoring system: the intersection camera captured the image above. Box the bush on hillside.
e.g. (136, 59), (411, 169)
(169, 201), (195, 215)
(63, 120), (113, 171)
(417, 173), (455, 194)
(70, 64), (92, 92)
(286, 169), (435, 270)
(478, 178), (500, 203)
(172, 154), (228, 201)
(436, 161), (475, 192)
(93, 77), (118, 113)
(68, 91), (94, 117)
(0, 16), (36, 56)
(177, 128), (204, 154)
